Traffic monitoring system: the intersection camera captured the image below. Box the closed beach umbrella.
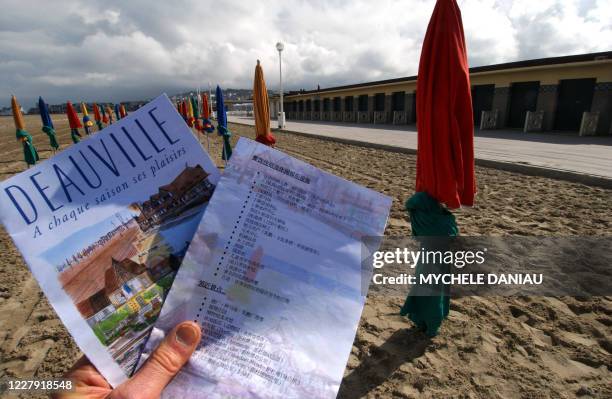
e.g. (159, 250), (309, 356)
(93, 103), (103, 131)
(81, 102), (93, 135)
(114, 104), (121, 121)
(66, 101), (83, 143)
(192, 95), (202, 131)
(101, 105), (109, 125)
(253, 60), (276, 146)
(201, 94), (214, 133)
(38, 96), (59, 151)
(12, 95), (39, 165)
(38, 96), (54, 130)
(120, 104), (128, 118)
(200, 93), (214, 152)
(105, 104), (114, 124)
(216, 85), (232, 161)
(180, 100), (188, 121)
(201, 94), (209, 118)
(186, 98), (195, 127)
(400, 0), (476, 337)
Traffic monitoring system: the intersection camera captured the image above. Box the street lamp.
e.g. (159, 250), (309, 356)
(276, 41), (285, 129)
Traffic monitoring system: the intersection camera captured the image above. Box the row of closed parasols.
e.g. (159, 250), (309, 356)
(9, 58), (277, 167)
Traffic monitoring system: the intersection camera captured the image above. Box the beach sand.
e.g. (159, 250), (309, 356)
(0, 115), (610, 398)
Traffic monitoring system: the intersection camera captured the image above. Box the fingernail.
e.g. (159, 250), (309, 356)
(176, 323), (199, 347)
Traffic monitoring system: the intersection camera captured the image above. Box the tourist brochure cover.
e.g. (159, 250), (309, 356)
(139, 138), (392, 398)
(0, 94), (220, 386)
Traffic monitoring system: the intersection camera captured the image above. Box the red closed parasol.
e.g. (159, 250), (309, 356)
(400, 0), (476, 337)
(66, 101), (82, 129)
(66, 101), (83, 143)
(415, 0), (475, 209)
(93, 103), (103, 131)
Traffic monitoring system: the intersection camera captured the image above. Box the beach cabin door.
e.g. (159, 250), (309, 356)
(471, 84), (495, 126)
(508, 81), (540, 128)
(554, 78), (596, 131)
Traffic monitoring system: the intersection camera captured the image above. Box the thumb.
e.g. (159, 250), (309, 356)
(114, 321), (201, 398)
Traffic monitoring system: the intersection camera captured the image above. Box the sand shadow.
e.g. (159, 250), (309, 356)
(338, 326), (431, 398)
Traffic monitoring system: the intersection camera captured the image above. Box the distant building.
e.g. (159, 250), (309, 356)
(76, 256), (159, 335)
(105, 257), (153, 307)
(48, 103), (67, 114)
(77, 289), (115, 325)
(132, 164), (215, 231)
(147, 254), (180, 281)
(75, 256), (152, 328)
(0, 106), (24, 116)
(231, 103), (254, 115)
(123, 100), (147, 111)
(274, 52), (612, 135)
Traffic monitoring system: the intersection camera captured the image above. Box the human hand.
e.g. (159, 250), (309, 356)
(53, 321), (201, 399)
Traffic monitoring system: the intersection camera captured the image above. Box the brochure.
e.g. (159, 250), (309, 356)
(0, 95), (219, 387)
(140, 138), (392, 398)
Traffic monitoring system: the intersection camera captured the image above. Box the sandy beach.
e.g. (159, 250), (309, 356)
(0, 115), (610, 398)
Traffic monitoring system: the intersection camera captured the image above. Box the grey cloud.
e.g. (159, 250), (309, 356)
(1, 0), (610, 109)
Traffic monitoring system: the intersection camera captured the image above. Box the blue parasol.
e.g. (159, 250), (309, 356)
(38, 97), (59, 150)
(39, 96), (53, 129)
(216, 85), (232, 161)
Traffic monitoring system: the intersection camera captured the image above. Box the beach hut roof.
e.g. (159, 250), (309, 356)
(104, 257), (147, 295)
(158, 165), (208, 196)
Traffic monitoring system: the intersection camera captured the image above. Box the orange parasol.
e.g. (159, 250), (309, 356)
(253, 60), (276, 146)
(11, 95), (26, 131)
(93, 103), (103, 130)
(12, 95), (40, 165)
(105, 105), (114, 124)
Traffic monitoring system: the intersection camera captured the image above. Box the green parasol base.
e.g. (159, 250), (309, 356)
(400, 192), (458, 337)
(42, 125), (60, 150)
(16, 129), (40, 165)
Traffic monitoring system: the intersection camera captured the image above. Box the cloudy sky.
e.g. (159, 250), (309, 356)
(1, 0), (611, 108)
